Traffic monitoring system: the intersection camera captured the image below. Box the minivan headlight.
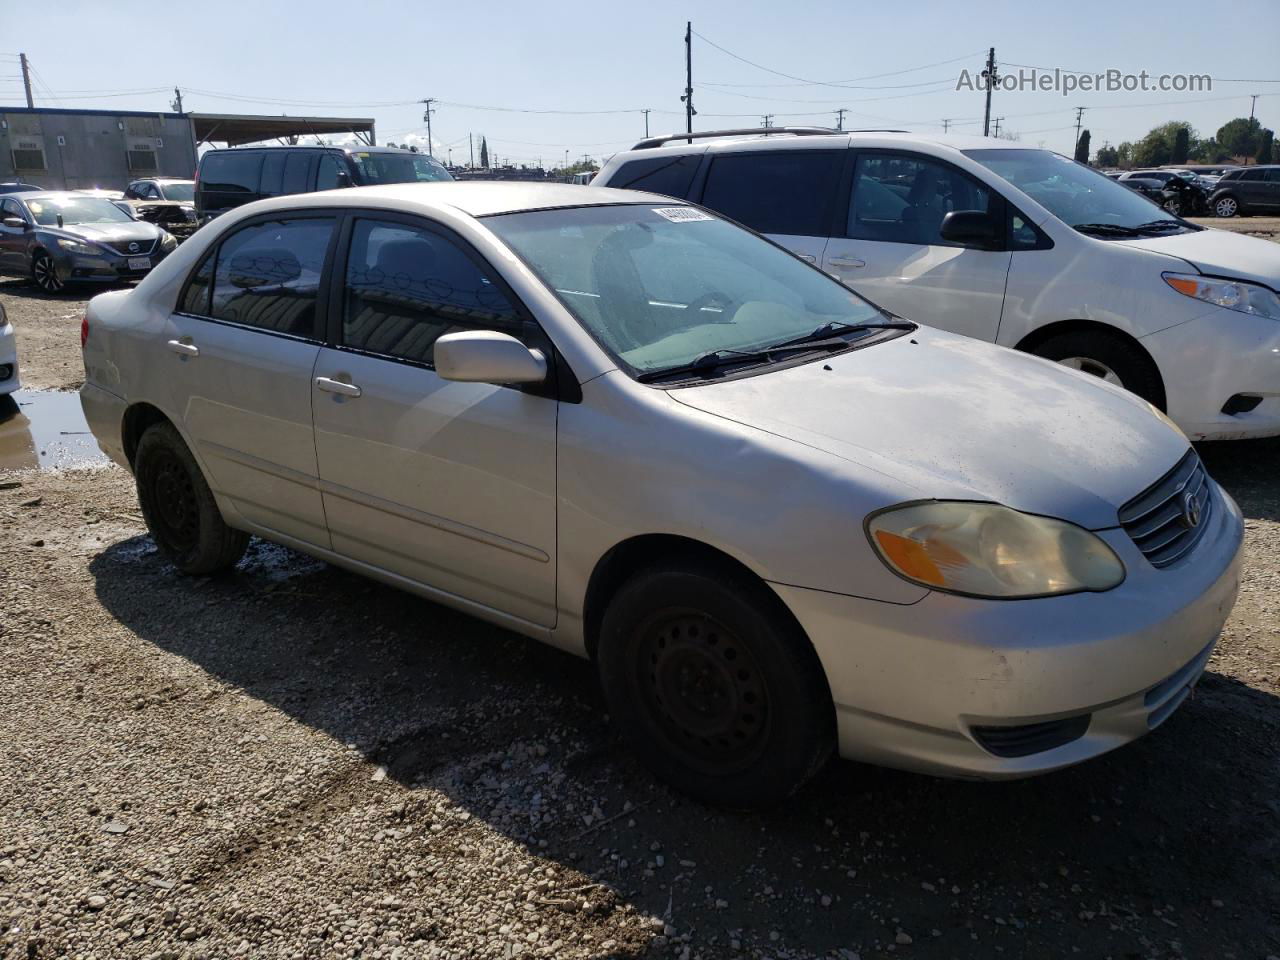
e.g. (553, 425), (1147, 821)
(1163, 272), (1280, 321)
(867, 502), (1125, 599)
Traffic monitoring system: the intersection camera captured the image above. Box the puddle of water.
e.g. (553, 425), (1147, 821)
(0, 390), (108, 471)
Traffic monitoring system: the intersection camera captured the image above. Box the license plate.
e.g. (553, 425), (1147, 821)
(128, 257), (151, 271)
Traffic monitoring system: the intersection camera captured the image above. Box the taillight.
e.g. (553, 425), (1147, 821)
(80, 312), (89, 349)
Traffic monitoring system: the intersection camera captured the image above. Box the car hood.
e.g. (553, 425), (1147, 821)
(55, 221), (163, 244)
(669, 327), (1189, 530)
(1118, 228), (1280, 288)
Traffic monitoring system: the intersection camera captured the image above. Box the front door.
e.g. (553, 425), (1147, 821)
(823, 151), (1012, 342)
(311, 215), (558, 627)
(164, 213), (337, 547)
(0, 199), (31, 274)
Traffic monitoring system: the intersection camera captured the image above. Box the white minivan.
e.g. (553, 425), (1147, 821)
(596, 130), (1280, 440)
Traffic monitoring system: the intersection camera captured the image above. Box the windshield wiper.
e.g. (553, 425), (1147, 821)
(1132, 219), (1187, 234)
(1073, 222), (1144, 237)
(636, 338), (852, 384)
(773, 318), (915, 349)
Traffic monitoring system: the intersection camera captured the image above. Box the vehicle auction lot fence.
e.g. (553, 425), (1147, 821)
(0, 282), (1277, 959)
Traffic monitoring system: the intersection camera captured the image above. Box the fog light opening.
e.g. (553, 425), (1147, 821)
(1221, 394), (1263, 416)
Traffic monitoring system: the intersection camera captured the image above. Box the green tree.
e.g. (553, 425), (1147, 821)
(479, 136), (489, 169)
(1216, 117), (1262, 158)
(1255, 128), (1275, 164)
(1116, 141), (1134, 168)
(1095, 144), (1119, 168)
(1172, 127), (1189, 164)
(1189, 137), (1224, 163)
(1073, 129), (1091, 163)
(1133, 121), (1196, 168)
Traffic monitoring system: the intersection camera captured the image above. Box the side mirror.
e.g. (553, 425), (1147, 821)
(434, 330), (547, 385)
(2, 216), (27, 230)
(939, 210), (1001, 250)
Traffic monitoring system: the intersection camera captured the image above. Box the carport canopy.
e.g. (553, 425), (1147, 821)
(190, 113), (375, 147)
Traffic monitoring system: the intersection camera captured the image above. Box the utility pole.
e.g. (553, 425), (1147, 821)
(642, 109), (651, 137)
(1247, 93), (1260, 164)
(834, 108), (847, 131)
(19, 53), (34, 108)
(1073, 106), (1087, 154)
(981, 47), (997, 137)
(469, 133), (475, 169)
(942, 118), (951, 132)
(170, 87), (184, 114)
(681, 22), (695, 143)
(992, 117), (1004, 138)
(421, 99), (436, 158)
(761, 114), (774, 128)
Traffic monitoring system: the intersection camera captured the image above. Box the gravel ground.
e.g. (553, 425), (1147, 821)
(1, 241), (1279, 959)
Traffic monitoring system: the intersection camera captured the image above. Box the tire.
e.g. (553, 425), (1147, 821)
(31, 251), (65, 294)
(134, 421), (248, 575)
(1162, 197), (1182, 216)
(1213, 195), (1239, 218)
(1028, 329), (1164, 409)
(597, 560), (835, 808)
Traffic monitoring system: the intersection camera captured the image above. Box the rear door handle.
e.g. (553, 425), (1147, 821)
(166, 339), (199, 357)
(797, 254), (817, 263)
(315, 376), (362, 398)
(828, 255), (866, 268)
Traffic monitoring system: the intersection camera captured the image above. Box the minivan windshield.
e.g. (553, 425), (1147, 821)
(157, 181), (195, 201)
(25, 196), (134, 226)
(487, 204), (897, 380)
(965, 148), (1195, 237)
(350, 152), (452, 184)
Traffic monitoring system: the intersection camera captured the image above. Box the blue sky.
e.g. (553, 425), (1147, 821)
(1, 0), (1276, 165)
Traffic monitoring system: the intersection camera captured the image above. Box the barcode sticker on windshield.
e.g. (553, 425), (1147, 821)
(653, 207), (714, 223)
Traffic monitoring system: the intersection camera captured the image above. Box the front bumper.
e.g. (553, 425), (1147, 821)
(1143, 305), (1280, 440)
(52, 244), (173, 285)
(0, 322), (17, 395)
(774, 482), (1243, 779)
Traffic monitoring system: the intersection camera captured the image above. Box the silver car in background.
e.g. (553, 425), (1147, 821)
(0, 192), (177, 293)
(80, 183), (1242, 806)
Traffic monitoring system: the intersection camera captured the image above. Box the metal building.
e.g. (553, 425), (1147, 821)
(0, 107), (377, 191)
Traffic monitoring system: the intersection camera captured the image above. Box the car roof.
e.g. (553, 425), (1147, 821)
(203, 144), (424, 155)
(248, 180), (673, 218)
(627, 131), (1041, 155)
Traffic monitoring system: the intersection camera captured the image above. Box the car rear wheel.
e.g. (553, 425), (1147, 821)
(31, 251), (65, 293)
(1162, 196), (1182, 216)
(596, 560), (834, 808)
(1213, 195), (1239, 218)
(134, 421), (248, 575)
(1029, 329), (1164, 408)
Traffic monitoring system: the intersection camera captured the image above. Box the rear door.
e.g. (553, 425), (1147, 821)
(823, 150), (1012, 341)
(696, 150), (843, 264)
(165, 212), (337, 547)
(1237, 169), (1269, 208)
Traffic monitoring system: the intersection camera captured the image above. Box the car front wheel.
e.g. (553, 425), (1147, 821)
(1213, 195), (1239, 217)
(1029, 329), (1164, 408)
(31, 251), (65, 293)
(134, 421), (249, 575)
(597, 560), (835, 808)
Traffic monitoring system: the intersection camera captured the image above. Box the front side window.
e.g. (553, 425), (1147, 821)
(209, 217), (335, 336)
(342, 219), (520, 364)
(157, 182), (194, 202)
(847, 153), (992, 245)
(486, 204), (891, 379)
(700, 151), (842, 236)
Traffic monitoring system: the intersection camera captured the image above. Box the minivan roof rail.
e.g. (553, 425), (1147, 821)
(631, 127), (840, 150)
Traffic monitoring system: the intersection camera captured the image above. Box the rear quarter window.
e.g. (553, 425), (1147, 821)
(200, 152), (262, 195)
(607, 155), (701, 198)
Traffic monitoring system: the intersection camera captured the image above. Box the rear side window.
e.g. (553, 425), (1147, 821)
(341, 218), (521, 365)
(200, 152), (262, 196)
(1240, 169), (1267, 181)
(316, 154), (344, 190)
(260, 153), (287, 196)
(847, 152), (993, 246)
(282, 153), (313, 194)
(700, 151), (842, 236)
(608, 155), (700, 198)
(209, 217), (336, 337)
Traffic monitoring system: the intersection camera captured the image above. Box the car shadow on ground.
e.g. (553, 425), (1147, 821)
(87, 474), (1280, 958)
(1197, 434), (1280, 522)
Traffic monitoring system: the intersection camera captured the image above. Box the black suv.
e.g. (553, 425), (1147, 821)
(1209, 165), (1280, 218)
(194, 145), (451, 221)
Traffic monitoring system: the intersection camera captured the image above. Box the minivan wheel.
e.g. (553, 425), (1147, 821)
(597, 561), (835, 808)
(1214, 196), (1239, 217)
(1029, 329), (1164, 408)
(31, 251), (65, 293)
(134, 422), (249, 575)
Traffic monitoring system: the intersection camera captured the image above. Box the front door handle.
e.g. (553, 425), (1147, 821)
(828, 255), (866, 268)
(166, 339), (199, 357)
(315, 376), (362, 398)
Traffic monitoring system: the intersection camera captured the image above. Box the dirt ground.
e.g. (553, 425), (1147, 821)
(1, 249), (1279, 959)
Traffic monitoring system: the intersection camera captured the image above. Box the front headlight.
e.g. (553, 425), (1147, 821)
(867, 501), (1125, 599)
(160, 232), (178, 251)
(56, 237), (98, 255)
(1163, 272), (1280, 321)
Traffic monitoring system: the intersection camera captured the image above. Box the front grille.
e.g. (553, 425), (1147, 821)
(972, 715), (1091, 758)
(103, 238), (157, 256)
(1118, 449), (1213, 568)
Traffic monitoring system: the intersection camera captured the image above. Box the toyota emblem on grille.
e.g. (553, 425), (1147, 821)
(1180, 490), (1201, 529)
(128, 242), (140, 253)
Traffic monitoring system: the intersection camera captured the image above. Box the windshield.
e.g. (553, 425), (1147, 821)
(350, 152), (452, 184)
(964, 148), (1186, 234)
(486, 204), (892, 379)
(158, 182), (195, 201)
(25, 196), (134, 226)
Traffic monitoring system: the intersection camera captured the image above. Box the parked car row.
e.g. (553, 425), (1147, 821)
(1107, 164), (1280, 218)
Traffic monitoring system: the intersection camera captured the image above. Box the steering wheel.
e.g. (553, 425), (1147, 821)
(683, 291), (741, 324)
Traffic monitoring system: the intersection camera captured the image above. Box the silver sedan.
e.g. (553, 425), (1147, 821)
(79, 183), (1242, 806)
